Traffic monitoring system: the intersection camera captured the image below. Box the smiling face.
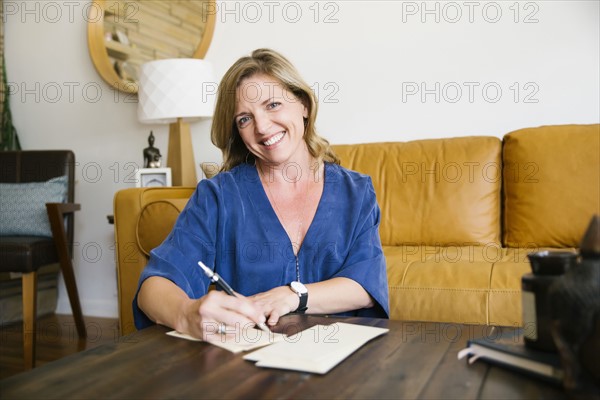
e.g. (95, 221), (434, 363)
(235, 74), (309, 169)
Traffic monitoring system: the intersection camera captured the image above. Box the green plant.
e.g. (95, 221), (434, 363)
(1, 57), (20, 151)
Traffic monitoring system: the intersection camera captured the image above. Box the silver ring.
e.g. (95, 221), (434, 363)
(217, 322), (226, 334)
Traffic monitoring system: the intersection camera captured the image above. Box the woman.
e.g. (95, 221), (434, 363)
(135, 49), (389, 340)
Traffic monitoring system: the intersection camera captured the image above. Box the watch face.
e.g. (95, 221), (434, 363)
(290, 281), (308, 295)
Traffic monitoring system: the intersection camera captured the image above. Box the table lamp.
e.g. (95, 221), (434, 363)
(137, 58), (215, 186)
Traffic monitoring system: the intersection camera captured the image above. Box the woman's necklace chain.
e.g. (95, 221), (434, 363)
(260, 165), (310, 283)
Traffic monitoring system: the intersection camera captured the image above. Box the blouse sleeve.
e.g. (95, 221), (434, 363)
(132, 179), (221, 329)
(331, 177), (390, 318)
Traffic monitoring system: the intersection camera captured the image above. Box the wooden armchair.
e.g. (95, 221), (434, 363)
(0, 150), (86, 369)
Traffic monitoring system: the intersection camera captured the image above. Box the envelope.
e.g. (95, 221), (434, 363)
(243, 322), (389, 374)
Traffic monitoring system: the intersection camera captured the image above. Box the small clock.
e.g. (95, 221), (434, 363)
(136, 168), (172, 188)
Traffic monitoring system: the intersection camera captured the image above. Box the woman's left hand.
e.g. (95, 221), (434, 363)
(251, 286), (300, 326)
(252, 278), (373, 326)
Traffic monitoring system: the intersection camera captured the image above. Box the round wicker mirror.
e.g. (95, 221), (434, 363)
(87, 0), (216, 94)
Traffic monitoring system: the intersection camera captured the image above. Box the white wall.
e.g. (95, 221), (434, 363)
(4, 1), (599, 318)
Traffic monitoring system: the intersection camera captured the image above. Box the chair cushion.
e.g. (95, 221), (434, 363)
(0, 176), (68, 237)
(0, 236), (58, 273)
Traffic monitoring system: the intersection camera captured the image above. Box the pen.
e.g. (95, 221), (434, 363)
(198, 261), (270, 332)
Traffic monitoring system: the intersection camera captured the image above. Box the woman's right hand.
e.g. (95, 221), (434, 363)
(138, 276), (267, 341)
(179, 290), (268, 341)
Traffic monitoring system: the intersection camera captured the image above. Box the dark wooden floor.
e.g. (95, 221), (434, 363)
(0, 313), (119, 380)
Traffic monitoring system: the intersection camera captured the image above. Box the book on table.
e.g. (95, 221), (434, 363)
(457, 328), (564, 385)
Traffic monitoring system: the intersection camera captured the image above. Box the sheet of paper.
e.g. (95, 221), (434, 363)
(243, 322), (389, 374)
(167, 327), (286, 354)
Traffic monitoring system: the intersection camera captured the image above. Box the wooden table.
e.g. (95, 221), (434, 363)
(0, 315), (564, 399)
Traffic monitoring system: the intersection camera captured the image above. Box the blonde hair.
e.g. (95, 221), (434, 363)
(211, 48), (339, 171)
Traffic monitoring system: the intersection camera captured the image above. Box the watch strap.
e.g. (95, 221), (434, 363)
(295, 292), (308, 314)
(289, 282), (308, 314)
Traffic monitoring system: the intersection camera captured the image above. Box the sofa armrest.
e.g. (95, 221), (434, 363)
(113, 187), (195, 335)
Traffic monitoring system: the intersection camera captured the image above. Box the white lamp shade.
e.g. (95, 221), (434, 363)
(137, 58), (215, 123)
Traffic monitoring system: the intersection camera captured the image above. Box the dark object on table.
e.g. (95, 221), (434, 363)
(143, 131), (162, 168)
(549, 215), (600, 399)
(522, 251), (577, 352)
(459, 328), (563, 385)
(528, 251), (577, 275)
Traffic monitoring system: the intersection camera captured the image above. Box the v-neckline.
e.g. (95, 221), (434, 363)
(245, 163), (332, 257)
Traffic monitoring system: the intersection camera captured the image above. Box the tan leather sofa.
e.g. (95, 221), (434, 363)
(114, 124), (599, 335)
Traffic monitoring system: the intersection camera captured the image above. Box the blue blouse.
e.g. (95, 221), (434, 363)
(134, 162), (389, 329)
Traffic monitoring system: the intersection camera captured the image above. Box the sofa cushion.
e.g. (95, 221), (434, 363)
(333, 137), (502, 246)
(137, 198), (189, 256)
(384, 245), (535, 326)
(503, 124), (600, 247)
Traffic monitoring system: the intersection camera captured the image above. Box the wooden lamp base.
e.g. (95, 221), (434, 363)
(167, 118), (197, 187)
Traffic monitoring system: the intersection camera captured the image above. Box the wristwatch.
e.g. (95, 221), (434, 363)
(288, 281), (308, 314)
